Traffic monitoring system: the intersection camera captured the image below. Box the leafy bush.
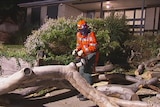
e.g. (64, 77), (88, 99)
(25, 15), (129, 65)
(96, 14), (129, 65)
(24, 17), (78, 64)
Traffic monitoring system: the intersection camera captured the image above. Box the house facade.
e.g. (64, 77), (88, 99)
(18, 0), (160, 35)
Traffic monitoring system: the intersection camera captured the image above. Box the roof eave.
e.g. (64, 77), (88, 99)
(18, 0), (77, 7)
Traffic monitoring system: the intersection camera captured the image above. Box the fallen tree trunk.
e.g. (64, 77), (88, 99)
(0, 63), (159, 107)
(0, 63), (118, 107)
(96, 77), (158, 101)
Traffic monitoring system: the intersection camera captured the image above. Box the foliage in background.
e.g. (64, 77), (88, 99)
(0, 0), (29, 45)
(0, 44), (35, 62)
(0, 0), (26, 25)
(7, 24), (35, 45)
(124, 33), (160, 68)
(25, 14), (130, 65)
(87, 13), (129, 65)
(100, 14), (129, 65)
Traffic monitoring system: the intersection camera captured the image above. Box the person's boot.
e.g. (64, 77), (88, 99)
(77, 93), (83, 98)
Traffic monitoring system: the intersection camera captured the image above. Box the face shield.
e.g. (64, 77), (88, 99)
(79, 24), (90, 36)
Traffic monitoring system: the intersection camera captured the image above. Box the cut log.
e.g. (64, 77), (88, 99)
(108, 97), (160, 107)
(96, 84), (139, 100)
(96, 76), (158, 101)
(141, 71), (160, 79)
(95, 63), (115, 73)
(135, 63), (145, 75)
(138, 57), (160, 72)
(93, 73), (134, 85)
(146, 84), (160, 93)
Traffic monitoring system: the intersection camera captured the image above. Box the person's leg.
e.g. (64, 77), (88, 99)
(79, 64), (93, 85)
(78, 53), (96, 101)
(78, 64), (93, 101)
(86, 52), (96, 70)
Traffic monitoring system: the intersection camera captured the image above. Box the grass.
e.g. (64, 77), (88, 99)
(0, 44), (35, 62)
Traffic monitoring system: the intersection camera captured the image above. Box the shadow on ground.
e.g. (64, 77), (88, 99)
(0, 89), (79, 107)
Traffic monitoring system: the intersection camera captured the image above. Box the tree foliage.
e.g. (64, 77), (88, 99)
(0, 0), (24, 24)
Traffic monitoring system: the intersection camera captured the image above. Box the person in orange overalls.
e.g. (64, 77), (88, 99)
(72, 19), (99, 101)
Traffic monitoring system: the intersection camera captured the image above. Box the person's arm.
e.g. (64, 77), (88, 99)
(88, 32), (98, 52)
(76, 32), (82, 51)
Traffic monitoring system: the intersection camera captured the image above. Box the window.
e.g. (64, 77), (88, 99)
(47, 5), (58, 19)
(104, 11), (111, 18)
(135, 9), (145, 19)
(104, 8), (146, 35)
(31, 7), (40, 26)
(125, 9), (145, 35)
(86, 11), (95, 19)
(125, 10), (134, 19)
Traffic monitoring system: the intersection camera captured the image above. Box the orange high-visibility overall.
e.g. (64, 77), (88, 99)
(76, 31), (99, 72)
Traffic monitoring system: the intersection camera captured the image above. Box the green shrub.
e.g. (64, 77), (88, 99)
(24, 15), (129, 65)
(124, 33), (160, 67)
(99, 14), (130, 65)
(24, 17), (78, 64)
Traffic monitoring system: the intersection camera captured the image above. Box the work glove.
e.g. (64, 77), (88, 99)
(77, 50), (83, 56)
(80, 58), (86, 65)
(72, 49), (78, 55)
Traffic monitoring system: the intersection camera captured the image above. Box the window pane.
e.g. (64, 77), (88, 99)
(125, 10), (134, 19)
(115, 11), (124, 17)
(135, 20), (141, 25)
(135, 9), (141, 19)
(127, 21), (133, 25)
(135, 9), (145, 19)
(104, 12), (111, 18)
(47, 5), (58, 19)
(87, 11), (95, 19)
(31, 7), (40, 26)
